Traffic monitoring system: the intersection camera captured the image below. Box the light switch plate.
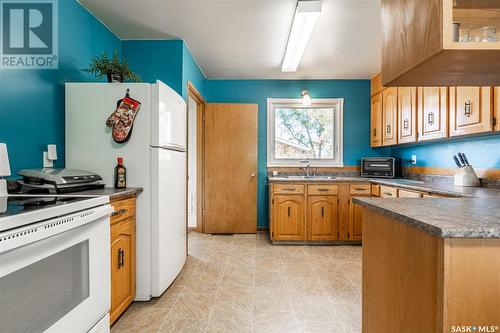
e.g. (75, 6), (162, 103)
(411, 155), (417, 165)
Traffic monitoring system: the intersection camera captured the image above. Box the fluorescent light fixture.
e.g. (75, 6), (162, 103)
(282, 0), (322, 72)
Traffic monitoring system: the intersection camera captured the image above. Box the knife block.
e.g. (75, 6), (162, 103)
(454, 165), (481, 187)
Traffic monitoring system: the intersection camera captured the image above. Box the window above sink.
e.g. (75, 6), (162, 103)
(267, 98), (344, 167)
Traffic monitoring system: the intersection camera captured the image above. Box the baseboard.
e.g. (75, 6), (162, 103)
(188, 227), (197, 232)
(257, 227), (269, 233)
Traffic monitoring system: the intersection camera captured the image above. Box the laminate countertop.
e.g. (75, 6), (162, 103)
(74, 187), (143, 200)
(353, 197), (500, 238)
(269, 176), (500, 238)
(268, 176), (500, 199)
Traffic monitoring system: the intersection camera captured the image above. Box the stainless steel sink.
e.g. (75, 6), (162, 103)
(275, 175), (336, 180)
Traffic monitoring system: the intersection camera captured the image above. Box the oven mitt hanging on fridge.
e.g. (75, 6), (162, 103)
(106, 91), (141, 144)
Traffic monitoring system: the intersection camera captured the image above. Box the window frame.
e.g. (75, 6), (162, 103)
(267, 98), (344, 167)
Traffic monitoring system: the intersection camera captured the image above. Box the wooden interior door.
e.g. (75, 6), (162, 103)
(370, 93), (383, 147)
(382, 87), (398, 145)
(418, 87), (448, 141)
(203, 103), (258, 233)
(449, 87), (493, 137)
(307, 196), (338, 241)
(272, 195), (304, 240)
(397, 87), (417, 144)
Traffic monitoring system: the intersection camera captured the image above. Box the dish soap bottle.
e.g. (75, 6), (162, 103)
(114, 157), (126, 189)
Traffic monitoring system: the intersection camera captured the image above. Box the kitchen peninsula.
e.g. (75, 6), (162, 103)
(354, 197), (500, 333)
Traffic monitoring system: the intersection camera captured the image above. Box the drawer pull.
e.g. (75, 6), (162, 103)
(118, 248), (125, 269)
(428, 111), (435, 125)
(112, 208), (128, 217)
(464, 100), (472, 117)
(283, 188), (296, 192)
(317, 188), (329, 192)
(354, 188), (367, 191)
(383, 192), (393, 196)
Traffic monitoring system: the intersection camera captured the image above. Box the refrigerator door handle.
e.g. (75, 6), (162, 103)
(150, 144), (186, 153)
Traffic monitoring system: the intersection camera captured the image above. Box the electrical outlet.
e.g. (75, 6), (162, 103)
(411, 155), (417, 165)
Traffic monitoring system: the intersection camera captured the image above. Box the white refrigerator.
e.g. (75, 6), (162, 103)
(65, 80), (187, 300)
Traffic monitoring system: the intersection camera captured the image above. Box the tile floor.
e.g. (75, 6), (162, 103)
(111, 232), (362, 333)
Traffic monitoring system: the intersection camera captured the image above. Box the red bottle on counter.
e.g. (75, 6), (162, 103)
(114, 157), (126, 189)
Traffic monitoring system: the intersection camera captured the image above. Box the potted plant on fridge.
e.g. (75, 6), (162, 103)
(84, 50), (141, 83)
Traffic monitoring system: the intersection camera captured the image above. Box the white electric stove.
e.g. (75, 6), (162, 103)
(0, 195), (113, 333)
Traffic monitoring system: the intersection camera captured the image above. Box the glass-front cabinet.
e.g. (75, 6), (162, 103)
(444, 0), (500, 49)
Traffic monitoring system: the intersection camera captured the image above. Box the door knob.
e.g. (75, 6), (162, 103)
(250, 173), (256, 179)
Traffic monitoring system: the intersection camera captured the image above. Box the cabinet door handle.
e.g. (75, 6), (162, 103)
(321, 206), (324, 218)
(464, 100), (472, 117)
(373, 128), (377, 137)
(428, 111), (435, 125)
(287, 206), (291, 217)
(386, 124), (391, 134)
(403, 119), (409, 130)
(112, 208), (128, 217)
(118, 248), (125, 269)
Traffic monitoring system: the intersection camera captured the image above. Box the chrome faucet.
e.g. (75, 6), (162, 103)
(300, 160), (312, 178)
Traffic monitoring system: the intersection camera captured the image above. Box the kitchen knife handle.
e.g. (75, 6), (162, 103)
(453, 155), (462, 168)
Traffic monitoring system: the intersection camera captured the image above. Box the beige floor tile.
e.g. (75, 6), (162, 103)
(168, 293), (214, 320)
(298, 321), (347, 333)
(158, 319), (207, 333)
(207, 301), (253, 332)
(254, 311), (298, 333)
(113, 232), (362, 332)
(292, 296), (340, 322)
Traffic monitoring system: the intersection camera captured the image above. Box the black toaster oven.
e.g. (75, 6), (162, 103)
(361, 157), (401, 178)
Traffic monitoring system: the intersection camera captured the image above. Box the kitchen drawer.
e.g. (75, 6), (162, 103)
(398, 189), (423, 198)
(371, 184), (381, 197)
(110, 197), (136, 224)
(423, 193), (445, 198)
(308, 184), (338, 195)
(273, 184), (305, 194)
(349, 184), (371, 195)
(380, 186), (398, 198)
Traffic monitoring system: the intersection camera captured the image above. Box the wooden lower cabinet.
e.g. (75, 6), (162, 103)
(110, 197), (136, 325)
(307, 195), (338, 240)
(271, 195), (305, 240)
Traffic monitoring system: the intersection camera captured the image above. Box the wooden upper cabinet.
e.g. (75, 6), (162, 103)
(397, 87), (417, 144)
(449, 87), (493, 136)
(381, 0), (500, 87)
(418, 87), (449, 141)
(370, 93), (383, 147)
(371, 73), (384, 96)
(272, 195), (304, 241)
(307, 196), (338, 241)
(382, 87), (398, 146)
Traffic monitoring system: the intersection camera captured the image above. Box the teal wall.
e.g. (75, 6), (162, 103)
(182, 43), (206, 99)
(0, 0), (121, 175)
(122, 40), (184, 95)
(390, 134), (500, 169)
(122, 40), (207, 100)
(205, 79), (389, 228)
